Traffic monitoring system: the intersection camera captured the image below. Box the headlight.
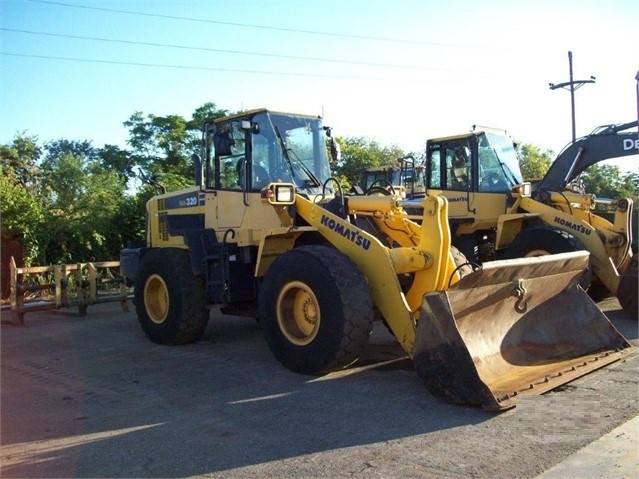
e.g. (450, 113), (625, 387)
(261, 183), (296, 205)
(512, 182), (531, 197)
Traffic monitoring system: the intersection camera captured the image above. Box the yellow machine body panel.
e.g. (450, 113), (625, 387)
(147, 188), (293, 249)
(146, 186), (203, 248)
(427, 189), (514, 234)
(515, 196), (634, 294)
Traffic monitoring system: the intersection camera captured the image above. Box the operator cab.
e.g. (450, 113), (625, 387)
(426, 130), (524, 194)
(197, 109), (336, 198)
(424, 129), (528, 259)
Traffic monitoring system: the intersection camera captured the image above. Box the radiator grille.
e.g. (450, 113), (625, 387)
(156, 198), (168, 242)
(158, 212), (168, 241)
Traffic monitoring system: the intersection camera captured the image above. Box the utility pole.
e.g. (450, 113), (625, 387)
(549, 51), (596, 143)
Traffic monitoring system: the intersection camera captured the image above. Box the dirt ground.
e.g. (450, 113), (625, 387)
(1, 297), (637, 478)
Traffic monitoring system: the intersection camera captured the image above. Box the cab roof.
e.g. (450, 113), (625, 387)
(212, 108), (322, 124)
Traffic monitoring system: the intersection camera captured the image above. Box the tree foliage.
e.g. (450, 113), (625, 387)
(581, 164), (639, 202)
(1, 134), (45, 262)
(123, 102), (230, 186)
(98, 144), (136, 185)
(332, 136), (406, 188)
(0, 103), (233, 266)
(516, 143), (553, 180)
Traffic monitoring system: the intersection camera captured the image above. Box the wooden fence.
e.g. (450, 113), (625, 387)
(8, 257), (129, 325)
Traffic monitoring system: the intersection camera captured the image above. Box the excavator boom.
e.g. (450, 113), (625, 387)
(536, 120), (639, 192)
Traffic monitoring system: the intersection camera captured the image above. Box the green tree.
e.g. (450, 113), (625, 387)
(124, 112), (190, 177)
(0, 133), (42, 190)
(41, 152), (87, 208)
(0, 168), (44, 263)
(44, 139), (95, 163)
(124, 102), (231, 188)
(36, 140), (129, 264)
(98, 144), (136, 186)
(623, 170), (639, 199)
(581, 164), (639, 202)
(1, 103), (234, 266)
(111, 194), (146, 249)
(332, 137), (405, 188)
(189, 102), (230, 129)
(516, 143), (554, 180)
(0, 134), (45, 263)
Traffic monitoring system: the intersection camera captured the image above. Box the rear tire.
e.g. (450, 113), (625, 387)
(135, 248), (209, 345)
(617, 255), (638, 319)
(258, 245), (374, 375)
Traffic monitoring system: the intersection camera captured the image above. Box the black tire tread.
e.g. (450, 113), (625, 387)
(258, 245), (373, 375)
(135, 248), (208, 345)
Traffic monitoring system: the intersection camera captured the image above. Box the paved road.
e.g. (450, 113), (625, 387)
(1, 297), (637, 478)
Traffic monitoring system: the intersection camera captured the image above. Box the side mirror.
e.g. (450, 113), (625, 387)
(192, 154), (202, 186)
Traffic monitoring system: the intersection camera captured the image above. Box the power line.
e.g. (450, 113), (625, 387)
(0, 27), (444, 72)
(0, 51), (432, 82)
(29, 0), (485, 49)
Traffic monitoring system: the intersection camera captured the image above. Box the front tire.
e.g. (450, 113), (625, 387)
(504, 226), (593, 293)
(135, 248), (209, 345)
(258, 245), (374, 375)
(504, 226), (585, 258)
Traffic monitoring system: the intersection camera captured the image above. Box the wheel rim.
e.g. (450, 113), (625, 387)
(523, 249), (550, 257)
(276, 281), (320, 346)
(144, 274), (169, 324)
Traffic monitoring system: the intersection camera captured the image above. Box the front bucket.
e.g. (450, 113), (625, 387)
(412, 251), (633, 410)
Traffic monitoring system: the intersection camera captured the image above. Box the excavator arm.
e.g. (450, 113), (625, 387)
(535, 121), (639, 193)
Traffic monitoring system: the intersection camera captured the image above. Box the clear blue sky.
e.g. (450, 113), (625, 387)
(1, 0), (638, 165)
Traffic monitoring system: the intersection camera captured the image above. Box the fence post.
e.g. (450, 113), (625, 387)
(9, 257), (25, 325)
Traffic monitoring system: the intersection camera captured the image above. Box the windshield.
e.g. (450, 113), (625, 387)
(361, 166), (401, 190)
(207, 111), (334, 194)
(478, 132), (523, 191)
(259, 112), (333, 192)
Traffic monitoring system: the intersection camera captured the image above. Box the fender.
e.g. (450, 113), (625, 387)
(495, 212), (541, 251)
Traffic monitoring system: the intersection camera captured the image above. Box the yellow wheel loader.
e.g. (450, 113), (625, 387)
(359, 155), (426, 200)
(121, 109), (632, 410)
(422, 121), (638, 317)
